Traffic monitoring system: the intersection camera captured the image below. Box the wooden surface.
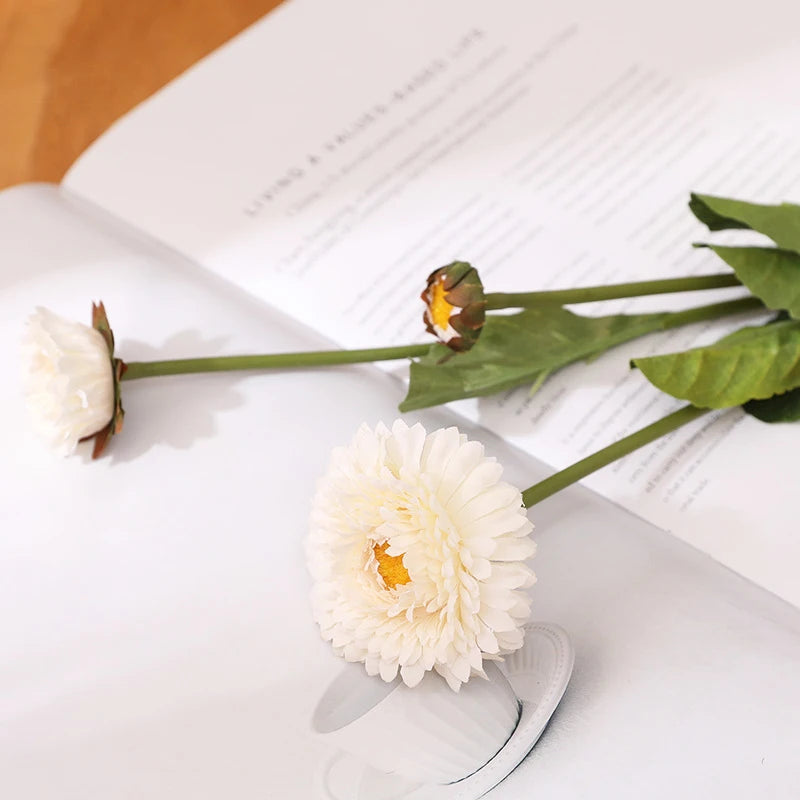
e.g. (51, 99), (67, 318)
(0, 0), (283, 190)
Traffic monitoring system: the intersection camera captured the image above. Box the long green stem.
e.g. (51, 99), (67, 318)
(520, 295), (763, 505)
(522, 404), (711, 507)
(485, 273), (741, 309)
(657, 296), (763, 331)
(122, 343), (431, 380)
(122, 296), (761, 381)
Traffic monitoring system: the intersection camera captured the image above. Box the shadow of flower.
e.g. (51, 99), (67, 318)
(101, 330), (246, 463)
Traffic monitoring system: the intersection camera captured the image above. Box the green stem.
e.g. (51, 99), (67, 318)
(522, 404), (711, 507)
(658, 296), (763, 331)
(485, 273), (741, 309)
(122, 343), (431, 380)
(520, 296), (763, 506)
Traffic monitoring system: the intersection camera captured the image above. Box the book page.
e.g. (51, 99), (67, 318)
(4, 186), (800, 799)
(64, 0), (800, 605)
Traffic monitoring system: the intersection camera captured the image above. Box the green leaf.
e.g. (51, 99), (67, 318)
(632, 319), (800, 408)
(400, 306), (675, 412)
(690, 193), (800, 252)
(697, 245), (800, 319)
(744, 387), (800, 423)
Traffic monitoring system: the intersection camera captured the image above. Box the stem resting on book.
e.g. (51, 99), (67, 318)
(656, 296), (762, 330)
(521, 404), (711, 507)
(485, 273), (741, 310)
(121, 343), (431, 380)
(123, 297), (762, 383)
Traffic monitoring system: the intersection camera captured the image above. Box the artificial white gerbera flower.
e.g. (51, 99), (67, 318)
(307, 420), (536, 691)
(22, 306), (117, 456)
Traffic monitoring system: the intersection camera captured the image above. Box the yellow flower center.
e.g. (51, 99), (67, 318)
(429, 278), (455, 330)
(373, 541), (411, 590)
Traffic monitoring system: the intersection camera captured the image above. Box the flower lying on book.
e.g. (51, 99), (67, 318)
(21, 304), (433, 459)
(23, 192), (800, 461)
(22, 305), (125, 457)
(306, 420), (535, 692)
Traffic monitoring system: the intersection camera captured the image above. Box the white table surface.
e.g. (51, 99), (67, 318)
(1, 184), (799, 799)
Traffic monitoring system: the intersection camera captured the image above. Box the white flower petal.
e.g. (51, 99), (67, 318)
(480, 583), (520, 611)
(436, 441), (486, 502)
(476, 624), (500, 654)
(420, 426), (461, 475)
(496, 628), (525, 652)
(458, 507), (532, 539)
(447, 460), (504, 510)
(437, 664), (464, 693)
(462, 536), (497, 559)
(400, 661), (426, 688)
(457, 483), (522, 521)
(380, 659), (399, 683)
(490, 563), (537, 590)
(492, 536), (538, 561)
(450, 655), (471, 685)
(479, 607), (518, 633)
(469, 557), (492, 581)
(387, 419), (426, 476)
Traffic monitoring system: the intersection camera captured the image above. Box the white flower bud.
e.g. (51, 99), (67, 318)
(22, 307), (115, 456)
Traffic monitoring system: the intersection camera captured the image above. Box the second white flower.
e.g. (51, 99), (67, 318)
(307, 420), (536, 691)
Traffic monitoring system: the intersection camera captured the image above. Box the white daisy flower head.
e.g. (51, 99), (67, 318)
(22, 304), (122, 457)
(307, 420), (536, 691)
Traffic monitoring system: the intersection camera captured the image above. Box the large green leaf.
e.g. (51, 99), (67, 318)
(697, 245), (800, 319)
(400, 306), (677, 411)
(632, 319), (800, 408)
(690, 193), (800, 252)
(744, 387), (800, 423)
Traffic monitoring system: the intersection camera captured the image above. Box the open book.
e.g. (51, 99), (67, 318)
(57, 0), (800, 607)
(3, 0), (800, 796)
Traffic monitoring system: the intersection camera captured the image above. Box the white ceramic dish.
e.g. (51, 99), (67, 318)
(317, 622), (575, 800)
